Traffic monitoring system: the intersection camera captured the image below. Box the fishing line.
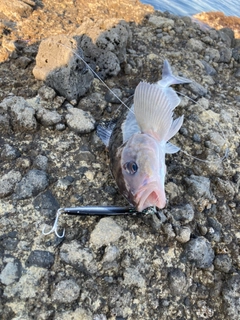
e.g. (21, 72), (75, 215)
(57, 40), (135, 114)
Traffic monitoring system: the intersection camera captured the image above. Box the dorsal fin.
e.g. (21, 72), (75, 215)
(134, 82), (183, 142)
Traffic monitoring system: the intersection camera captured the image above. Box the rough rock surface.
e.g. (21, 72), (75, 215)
(0, 2), (240, 320)
(33, 35), (94, 101)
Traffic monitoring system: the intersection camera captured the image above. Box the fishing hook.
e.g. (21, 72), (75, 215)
(42, 208), (65, 238)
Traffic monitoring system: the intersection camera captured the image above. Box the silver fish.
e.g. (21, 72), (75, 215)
(98, 60), (191, 212)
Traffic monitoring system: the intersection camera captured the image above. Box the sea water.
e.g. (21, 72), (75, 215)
(141, 0), (240, 17)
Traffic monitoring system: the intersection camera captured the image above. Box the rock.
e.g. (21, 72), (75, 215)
(56, 176), (74, 190)
(148, 16), (175, 28)
(200, 60), (217, 75)
(0, 232), (19, 251)
(60, 241), (97, 273)
(184, 175), (214, 201)
(201, 36), (213, 45)
(1, 144), (20, 160)
(65, 107), (96, 133)
(187, 81), (208, 96)
(54, 308), (92, 320)
(33, 190), (60, 219)
(193, 133), (201, 142)
(33, 35), (94, 101)
(215, 178), (236, 200)
(36, 108), (62, 127)
(102, 245), (119, 264)
(26, 250), (55, 269)
(186, 39), (204, 53)
(171, 204), (194, 224)
(38, 85), (56, 101)
(222, 275), (240, 320)
(205, 47), (220, 62)
(15, 157), (31, 169)
(214, 254), (232, 273)
(208, 29), (219, 40)
(75, 19), (132, 78)
(219, 47), (232, 63)
(232, 47), (240, 62)
(206, 217), (222, 242)
(208, 132), (226, 148)
(218, 29), (233, 47)
(168, 268), (188, 295)
(3, 267), (46, 299)
(77, 92), (106, 120)
(163, 223), (176, 239)
(14, 169), (49, 200)
(33, 155), (48, 171)
(55, 123), (66, 131)
(0, 259), (22, 285)
(105, 88), (123, 103)
(0, 96), (37, 132)
(0, 0), (34, 21)
(165, 182), (181, 201)
(176, 226), (191, 243)
(90, 217), (122, 248)
(0, 170), (22, 198)
(52, 279), (80, 303)
(15, 56), (32, 69)
(182, 237), (215, 268)
(27, 94), (65, 112)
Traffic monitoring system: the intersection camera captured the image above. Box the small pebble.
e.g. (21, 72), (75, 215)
(26, 250), (55, 269)
(52, 279), (80, 303)
(176, 226), (191, 243)
(90, 217), (122, 248)
(183, 237), (215, 269)
(193, 133), (201, 143)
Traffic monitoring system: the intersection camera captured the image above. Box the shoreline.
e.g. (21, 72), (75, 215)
(193, 11), (240, 39)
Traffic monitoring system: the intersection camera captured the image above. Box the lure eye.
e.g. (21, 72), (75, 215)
(123, 161), (138, 175)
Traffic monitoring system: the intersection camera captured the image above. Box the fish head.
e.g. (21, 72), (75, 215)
(118, 132), (166, 212)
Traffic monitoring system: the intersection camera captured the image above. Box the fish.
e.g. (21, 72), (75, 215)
(98, 60), (191, 212)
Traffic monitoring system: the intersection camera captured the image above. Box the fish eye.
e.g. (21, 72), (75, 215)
(123, 161), (138, 175)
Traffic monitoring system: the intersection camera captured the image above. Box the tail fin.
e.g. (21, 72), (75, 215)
(134, 82), (183, 142)
(158, 60), (192, 88)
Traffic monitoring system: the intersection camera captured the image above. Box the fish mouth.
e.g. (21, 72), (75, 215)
(134, 181), (166, 212)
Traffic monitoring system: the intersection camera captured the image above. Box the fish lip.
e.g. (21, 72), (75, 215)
(134, 181), (166, 212)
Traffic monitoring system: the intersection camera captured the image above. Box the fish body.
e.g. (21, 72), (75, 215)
(98, 60), (191, 212)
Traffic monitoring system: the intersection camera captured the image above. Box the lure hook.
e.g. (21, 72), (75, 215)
(42, 208), (65, 238)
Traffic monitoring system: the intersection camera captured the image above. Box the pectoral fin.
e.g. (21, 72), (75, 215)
(165, 142), (181, 154)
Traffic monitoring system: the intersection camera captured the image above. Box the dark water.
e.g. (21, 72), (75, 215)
(141, 0), (240, 17)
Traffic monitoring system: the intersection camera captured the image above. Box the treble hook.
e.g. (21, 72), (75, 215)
(42, 208), (65, 238)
